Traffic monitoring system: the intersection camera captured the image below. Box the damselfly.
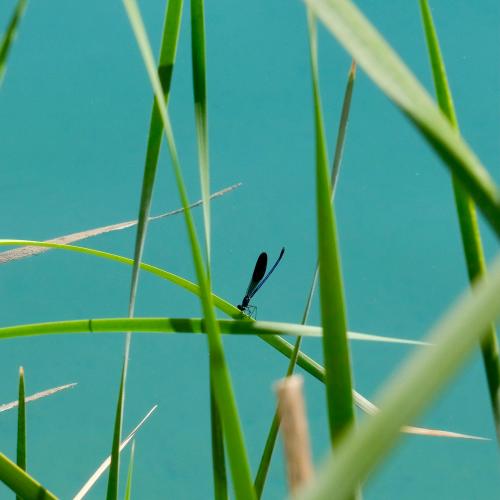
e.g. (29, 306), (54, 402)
(237, 247), (285, 317)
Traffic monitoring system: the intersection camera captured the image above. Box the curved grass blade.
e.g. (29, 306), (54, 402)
(0, 317), (426, 344)
(0, 184), (240, 265)
(16, 367), (26, 500)
(0, 0), (27, 85)
(304, 0), (500, 239)
(296, 251), (500, 500)
(0, 451), (56, 499)
(255, 60), (356, 498)
(74, 405), (157, 500)
(308, 9), (355, 447)
(0, 382), (76, 413)
(0, 239), (477, 438)
(124, 440), (135, 500)
(419, 0), (500, 442)
(122, 1), (255, 496)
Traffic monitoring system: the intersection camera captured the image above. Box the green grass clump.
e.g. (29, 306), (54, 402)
(0, 0), (498, 498)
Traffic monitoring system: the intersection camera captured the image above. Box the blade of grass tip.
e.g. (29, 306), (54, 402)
(0, 0), (27, 85)
(124, 440), (135, 500)
(0, 382), (76, 413)
(0, 183), (240, 265)
(74, 405), (157, 500)
(190, 1), (226, 494)
(122, 1), (255, 497)
(296, 251), (500, 500)
(0, 453), (56, 499)
(105, 363), (126, 500)
(255, 60), (356, 498)
(304, 0), (500, 240)
(16, 367), (26, 497)
(419, 0), (500, 442)
(308, 8), (356, 448)
(190, 0), (211, 264)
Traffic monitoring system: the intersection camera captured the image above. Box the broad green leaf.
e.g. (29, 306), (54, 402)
(296, 252), (500, 500)
(304, 0), (500, 239)
(419, 0), (500, 441)
(121, 1), (255, 497)
(0, 0), (27, 85)
(308, 10), (355, 447)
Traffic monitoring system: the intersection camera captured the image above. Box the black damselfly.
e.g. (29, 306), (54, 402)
(237, 247), (285, 317)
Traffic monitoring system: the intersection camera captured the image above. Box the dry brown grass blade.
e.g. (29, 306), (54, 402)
(73, 404), (158, 500)
(0, 382), (77, 413)
(354, 391), (487, 440)
(0, 183), (241, 264)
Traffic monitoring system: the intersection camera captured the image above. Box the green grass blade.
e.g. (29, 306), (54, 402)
(128, 0), (183, 316)
(114, 2), (184, 494)
(74, 405), (157, 500)
(210, 384), (228, 500)
(0, 382), (76, 413)
(190, 0), (211, 263)
(189, 1), (225, 491)
(122, 1), (255, 496)
(0, 0), (27, 86)
(254, 410), (281, 498)
(0, 317), (427, 344)
(16, 367), (26, 500)
(254, 60), (356, 498)
(419, 0), (500, 442)
(296, 250), (500, 500)
(124, 441), (135, 500)
(304, 0), (500, 239)
(330, 61), (356, 197)
(308, 9), (355, 447)
(0, 451), (56, 499)
(106, 363), (126, 500)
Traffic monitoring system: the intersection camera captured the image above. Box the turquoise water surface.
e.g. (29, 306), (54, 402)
(1, 0), (500, 498)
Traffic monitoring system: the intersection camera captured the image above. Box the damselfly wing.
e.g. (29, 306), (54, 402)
(237, 247), (285, 316)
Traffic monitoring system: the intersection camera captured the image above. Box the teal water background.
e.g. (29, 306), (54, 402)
(1, 0), (500, 498)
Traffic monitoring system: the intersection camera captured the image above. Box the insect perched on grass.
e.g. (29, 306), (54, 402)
(237, 247), (285, 318)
